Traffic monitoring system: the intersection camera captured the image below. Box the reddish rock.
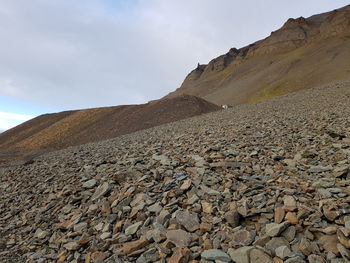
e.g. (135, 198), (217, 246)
(168, 247), (190, 263)
(122, 238), (149, 255)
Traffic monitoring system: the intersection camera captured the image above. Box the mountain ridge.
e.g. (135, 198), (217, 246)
(166, 4), (350, 105)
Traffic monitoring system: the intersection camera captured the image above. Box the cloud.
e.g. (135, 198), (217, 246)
(0, 112), (35, 131)
(0, 0), (348, 112)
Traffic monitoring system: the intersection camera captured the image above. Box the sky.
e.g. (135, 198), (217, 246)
(0, 0), (349, 132)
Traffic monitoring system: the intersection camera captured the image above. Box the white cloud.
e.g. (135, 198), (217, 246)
(0, 0), (348, 111)
(0, 112), (35, 131)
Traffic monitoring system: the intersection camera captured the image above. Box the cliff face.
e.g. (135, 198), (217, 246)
(167, 5), (350, 105)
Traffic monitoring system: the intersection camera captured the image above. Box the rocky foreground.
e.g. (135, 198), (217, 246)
(1, 82), (350, 263)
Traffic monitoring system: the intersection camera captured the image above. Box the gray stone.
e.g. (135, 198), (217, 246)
(175, 210), (200, 232)
(284, 257), (306, 263)
(265, 222), (290, 237)
(91, 182), (111, 201)
(201, 249), (231, 262)
(83, 179), (97, 189)
(275, 245), (291, 260)
(125, 221), (143, 235)
(228, 246), (253, 263)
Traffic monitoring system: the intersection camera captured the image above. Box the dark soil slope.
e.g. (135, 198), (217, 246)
(0, 95), (220, 163)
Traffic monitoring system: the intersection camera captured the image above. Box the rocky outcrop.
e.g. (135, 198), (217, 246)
(167, 5), (350, 106)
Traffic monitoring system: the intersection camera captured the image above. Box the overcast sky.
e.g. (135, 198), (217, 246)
(0, 0), (348, 132)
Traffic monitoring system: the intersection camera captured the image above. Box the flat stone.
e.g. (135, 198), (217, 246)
(249, 248), (273, 263)
(275, 245), (291, 260)
(309, 165), (332, 173)
(201, 249), (231, 262)
(274, 207), (285, 224)
(123, 238), (149, 255)
(166, 229), (192, 248)
(317, 235), (339, 256)
(180, 179), (191, 191)
(299, 238), (312, 256)
(308, 254), (326, 263)
(338, 229), (350, 248)
(285, 212), (298, 225)
(34, 228), (48, 239)
(147, 203), (162, 213)
(175, 210), (200, 232)
(100, 232), (111, 240)
(337, 244), (350, 261)
(317, 188), (332, 198)
(125, 221), (143, 235)
(136, 248), (160, 263)
(232, 229), (255, 246)
(283, 195), (297, 208)
(282, 226), (296, 242)
(265, 237), (290, 256)
(228, 246), (253, 263)
(202, 201), (213, 214)
(83, 179), (97, 189)
(91, 182), (111, 201)
(266, 222), (290, 237)
(63, 241), (79, 251)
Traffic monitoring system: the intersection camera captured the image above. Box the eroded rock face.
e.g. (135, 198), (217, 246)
(171, 5), (350, 104)
(1, 83), (350, 262)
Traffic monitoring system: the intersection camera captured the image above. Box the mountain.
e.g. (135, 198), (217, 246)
(0, 95), (220, 163)
(166, 5), (350, 105)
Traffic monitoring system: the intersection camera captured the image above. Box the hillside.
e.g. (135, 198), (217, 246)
(1, 82), (350, 262)
(166, 4), (350, 105)
(0, 95), (220, 164)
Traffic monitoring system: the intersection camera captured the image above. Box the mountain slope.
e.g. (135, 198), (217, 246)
(166, 4), (350, 105)
(0, 95), (220, 163)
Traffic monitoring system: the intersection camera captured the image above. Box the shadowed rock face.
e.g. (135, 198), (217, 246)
(167, 5), (350, 106)
(0, 95), (220, 164)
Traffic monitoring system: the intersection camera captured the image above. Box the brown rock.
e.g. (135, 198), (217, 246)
(274, 207), (285, 224)
(285, 212), (298, 225)
(202, 201), (213, 214)
(166, 229), (192, 248)
(317, 234), (339, 256)
(225, 210), (240, 227)
(203, 239), (213, 250)
(123, 238), (149, 255)
(113, 220), (123, 234)
(200, 222), (212, 233)
(180, 179), (192, 191)
(101, 201), (111, 216)
(299, 238), (312, 256)
(323, 206), (340, 222)
(168, 248), (190, 263)
(77, 236), (93, 245)
(91, 252), (108, 262)
(250, 248), (273, 263)
(273, 257), (283, 263)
